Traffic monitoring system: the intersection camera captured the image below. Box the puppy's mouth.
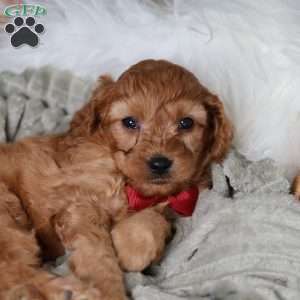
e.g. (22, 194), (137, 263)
(150, 177), (170, 185)
(130, 174), (177, 197)
(148, 173), (171, 185)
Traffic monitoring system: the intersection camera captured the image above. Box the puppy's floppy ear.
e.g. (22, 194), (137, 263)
(204, 95), (233, 162)
(70, 75), (115, 136)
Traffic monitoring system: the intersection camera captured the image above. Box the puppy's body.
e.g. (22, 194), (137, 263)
(0, 134), (129, 299)
(0, 60), (232, 299)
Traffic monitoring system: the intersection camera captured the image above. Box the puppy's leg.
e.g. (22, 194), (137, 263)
(54, 201), (127, 300)
(111, 205), (171, 272)
(0, 221), (50, 300)
(292, 175), (300, 199)
(0, 183), (44, 298)
(0, 183), (90, 300)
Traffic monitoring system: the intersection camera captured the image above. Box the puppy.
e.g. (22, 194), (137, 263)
(0, 59), (232, 299)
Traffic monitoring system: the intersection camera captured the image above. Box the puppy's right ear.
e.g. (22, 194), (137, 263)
(70, 75), (115, 136)
(203, 94), (233, 163)
(292, 174), (300, 200)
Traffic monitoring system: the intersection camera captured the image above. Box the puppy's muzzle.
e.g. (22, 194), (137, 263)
(147, 155), (173, 175)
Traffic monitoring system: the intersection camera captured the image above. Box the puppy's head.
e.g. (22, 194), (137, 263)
(71, 60), (233, 196)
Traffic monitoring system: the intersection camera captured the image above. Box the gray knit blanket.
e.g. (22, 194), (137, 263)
(1, 67), (300, 300)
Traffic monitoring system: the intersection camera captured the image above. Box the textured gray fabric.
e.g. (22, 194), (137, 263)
(0, 66), (94, 142)
(1, 68), (299, 300)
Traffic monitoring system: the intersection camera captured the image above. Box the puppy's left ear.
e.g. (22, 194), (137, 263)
(70, 75), (115, 136)
(204, 95), (233, 162)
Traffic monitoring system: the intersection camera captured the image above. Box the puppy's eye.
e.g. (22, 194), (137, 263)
(122, 117), (139, 129)
(178, 117), (194, 130)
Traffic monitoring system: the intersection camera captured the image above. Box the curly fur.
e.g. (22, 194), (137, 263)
(0, 60), (232, 299)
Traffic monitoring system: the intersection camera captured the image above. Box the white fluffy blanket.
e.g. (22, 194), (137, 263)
(1, 68), (300, 300)
(1, 0), (300, 180)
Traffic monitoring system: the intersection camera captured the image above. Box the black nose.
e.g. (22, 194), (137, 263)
(148, 155), (173, 175)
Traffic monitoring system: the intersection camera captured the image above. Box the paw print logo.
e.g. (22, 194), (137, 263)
(5, 16), (45, 48)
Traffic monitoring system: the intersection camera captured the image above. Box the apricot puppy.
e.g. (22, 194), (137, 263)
(0, 59), (232, 299)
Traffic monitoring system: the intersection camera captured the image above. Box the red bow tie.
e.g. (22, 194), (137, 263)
(125, 185), (199, 217)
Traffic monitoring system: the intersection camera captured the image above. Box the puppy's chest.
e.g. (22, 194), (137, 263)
(59, 156), (127, 218)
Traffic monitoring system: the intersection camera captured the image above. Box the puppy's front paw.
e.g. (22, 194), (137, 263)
(111, 207), (171, 272)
